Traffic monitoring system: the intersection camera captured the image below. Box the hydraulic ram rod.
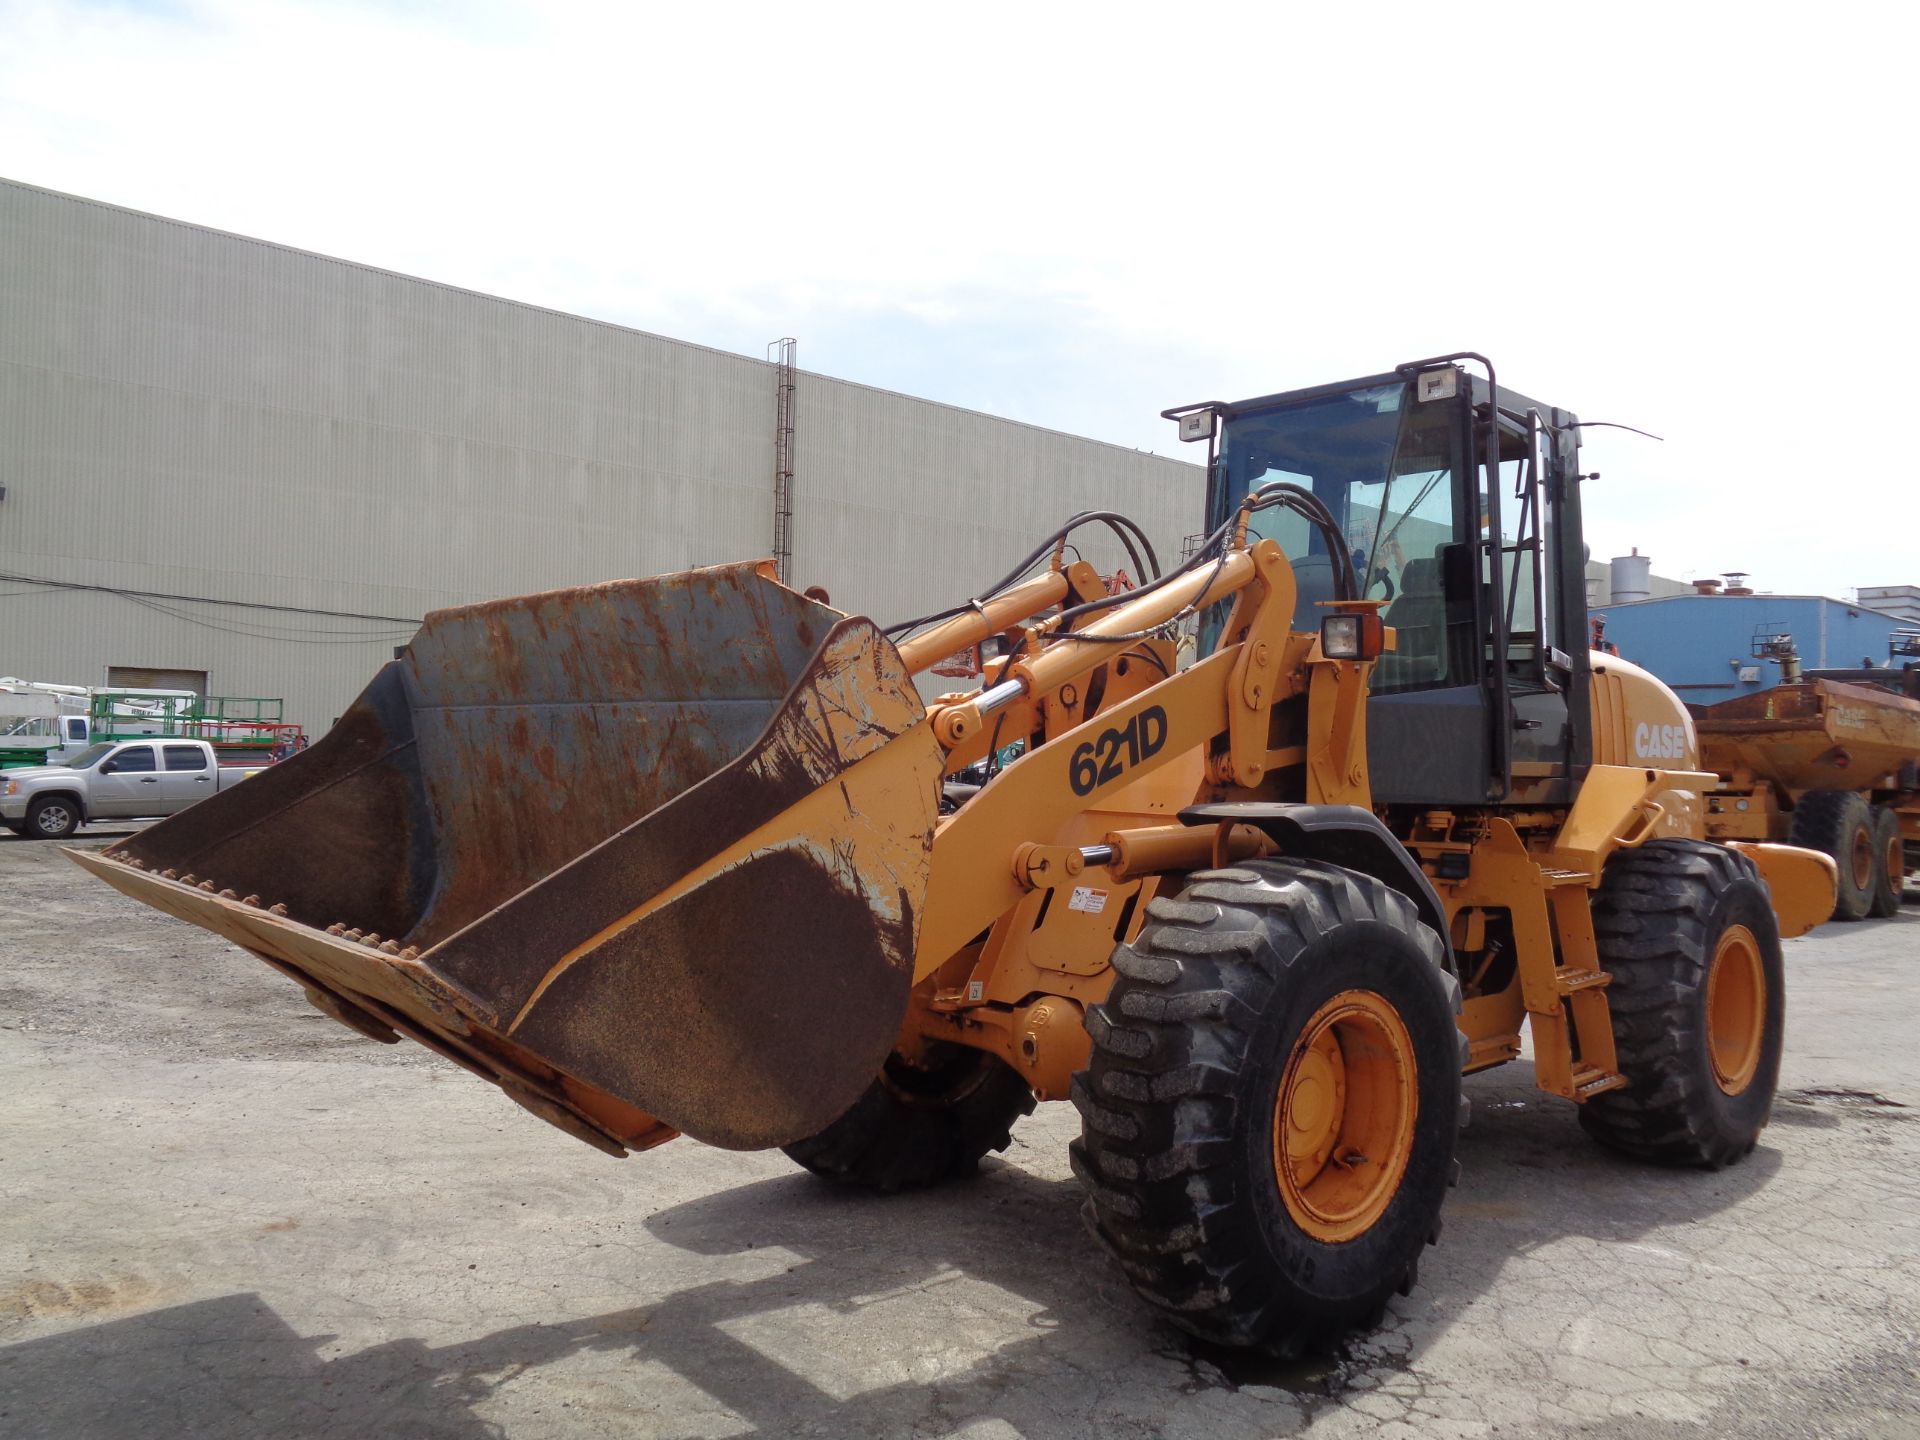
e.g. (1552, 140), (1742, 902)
(934, 548), (1258, 748)
(896, 571), (1074, 676)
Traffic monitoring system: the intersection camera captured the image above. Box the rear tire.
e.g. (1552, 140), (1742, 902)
(1869, 806), (1903, 918)
(24, 796), (80, 840)
(1789, 789), (1874, 921)
(1072, 860), (1463, 1352)
(782, 1045), (1035, 1192)
(1581, 840), (1784, 1168)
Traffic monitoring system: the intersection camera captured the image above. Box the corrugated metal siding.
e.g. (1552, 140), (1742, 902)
(1590, 594), (1904, 696)
(1, 179), (1202, 731)
(791, 372), (1193, 624)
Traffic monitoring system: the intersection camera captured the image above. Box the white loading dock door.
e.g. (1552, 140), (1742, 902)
(106, 667), (207, 696)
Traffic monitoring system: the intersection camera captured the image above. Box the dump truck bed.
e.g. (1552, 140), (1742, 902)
(1697, 678), (1920, 796)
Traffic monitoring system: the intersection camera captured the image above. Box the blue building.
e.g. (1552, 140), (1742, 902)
(1589, 593), (1906, 702)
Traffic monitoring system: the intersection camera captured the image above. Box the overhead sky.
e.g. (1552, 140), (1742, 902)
(2, 1), (1910, 599)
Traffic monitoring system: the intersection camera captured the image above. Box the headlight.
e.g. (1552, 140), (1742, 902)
(3, 780), (16, 796)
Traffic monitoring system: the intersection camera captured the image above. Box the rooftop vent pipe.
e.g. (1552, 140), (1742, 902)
(1609, 548), (1652, 604)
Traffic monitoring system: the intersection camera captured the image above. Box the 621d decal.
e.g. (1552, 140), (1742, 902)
(1069, 705), (1169, 796)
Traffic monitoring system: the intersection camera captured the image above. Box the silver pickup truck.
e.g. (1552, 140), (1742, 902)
(1, 739), (262, 839)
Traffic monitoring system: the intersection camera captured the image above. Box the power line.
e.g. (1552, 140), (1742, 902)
(116, 592), (417, 638)
(117, 594), (417, 645)
(0, 570), (422, 626)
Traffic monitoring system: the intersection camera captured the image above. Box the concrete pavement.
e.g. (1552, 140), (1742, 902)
(2, 827), (1915, 1438)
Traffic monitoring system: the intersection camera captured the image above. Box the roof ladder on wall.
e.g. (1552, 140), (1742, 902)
(769, 337), (797, 584)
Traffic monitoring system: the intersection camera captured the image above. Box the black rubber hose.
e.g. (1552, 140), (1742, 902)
(884, 508), (1163, 638)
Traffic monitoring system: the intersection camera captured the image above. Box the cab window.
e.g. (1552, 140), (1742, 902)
(1214, 379), (1472, 693)
(1493, 419), (1562, 690)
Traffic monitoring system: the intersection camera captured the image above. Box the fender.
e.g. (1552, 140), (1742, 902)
(1725, 840), (1837, 939)
(1179, 802), (1456, 974)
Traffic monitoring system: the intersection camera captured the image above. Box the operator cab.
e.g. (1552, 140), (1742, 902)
(1173, 356), (1591, 807)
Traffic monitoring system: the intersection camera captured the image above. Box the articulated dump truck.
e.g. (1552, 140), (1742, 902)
(71, 356), (1837, 1352)
(1698, 669), (1920, 921)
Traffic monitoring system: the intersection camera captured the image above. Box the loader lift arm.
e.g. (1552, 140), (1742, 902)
(69, 486), (1371, 1158)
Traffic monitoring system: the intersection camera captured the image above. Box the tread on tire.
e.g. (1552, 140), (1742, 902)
(783, 1046), (1035, 1192)
(1869, 806), (1903, 919)
(1581, 839), (1785, 1168)
(1071, 858), (1463, 1352)
(1790, 789), (1873, 922)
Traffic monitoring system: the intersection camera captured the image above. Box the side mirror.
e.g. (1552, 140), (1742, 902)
(98, 760), (116, 774)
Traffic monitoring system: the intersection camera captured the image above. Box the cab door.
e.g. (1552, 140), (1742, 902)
(92, 743), (161, 815)
(1362, 377), (1493, 803)
(1491, 408), (1582, 800)
(53, 715), (89, 764)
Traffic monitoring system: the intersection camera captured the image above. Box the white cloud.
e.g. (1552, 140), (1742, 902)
(2, 0), (1912, 595)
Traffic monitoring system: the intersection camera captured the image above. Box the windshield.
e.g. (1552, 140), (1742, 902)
(1215, 380), (1465, 690)
(62, 742), (116, 770)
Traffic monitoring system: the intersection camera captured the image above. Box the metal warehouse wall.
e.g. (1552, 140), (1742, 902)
(1591, 593), (1904, 699)
(0, 179), (1200, 732)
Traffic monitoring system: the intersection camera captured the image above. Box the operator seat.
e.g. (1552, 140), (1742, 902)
(1375, 554), (1446, 688)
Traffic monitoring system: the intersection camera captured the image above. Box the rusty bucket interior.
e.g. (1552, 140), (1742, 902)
(70, 561), (941, 1155)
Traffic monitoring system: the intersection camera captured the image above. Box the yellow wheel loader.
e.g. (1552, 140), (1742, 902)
(71, 353), (1836, 1353)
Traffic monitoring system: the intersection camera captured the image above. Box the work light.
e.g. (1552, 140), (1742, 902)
(1321, 613), (1384, 661)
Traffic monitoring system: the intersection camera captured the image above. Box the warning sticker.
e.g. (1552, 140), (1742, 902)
(1068, 886), (1109, 914)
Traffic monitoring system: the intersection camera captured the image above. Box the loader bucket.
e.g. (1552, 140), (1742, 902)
(68, 562), (943, 1155)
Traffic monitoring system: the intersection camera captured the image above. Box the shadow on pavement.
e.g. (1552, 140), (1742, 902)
(0, 1060), (1792, 1439)
(0, 1167), (1155, 1440)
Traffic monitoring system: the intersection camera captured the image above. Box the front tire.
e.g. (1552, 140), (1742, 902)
(1581, 840), (1785, 1168)
(24, 796), (80, 840)
(1790, 789), (1874, 921)
(782, 1044), (1035, 1192)
(1072, 860), (1463, 1352)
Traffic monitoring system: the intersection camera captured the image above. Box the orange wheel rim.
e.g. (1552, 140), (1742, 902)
(1851, 826), (1874, 892)
(1273, 989), (1417, 1243)
(1887, 832), (1904, 892)
(1706, 925), (1765, 1095)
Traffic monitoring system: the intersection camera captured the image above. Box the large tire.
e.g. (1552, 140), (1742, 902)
(1869, 806), (1903, 918)
(1071, 860), (1463, 1352)
(782, 1044), (1035, 1192)
(24, 795), (80, 840)
(1789, 789), (1874, 921)
(1581, 839), (1785, 1168)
